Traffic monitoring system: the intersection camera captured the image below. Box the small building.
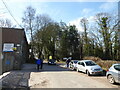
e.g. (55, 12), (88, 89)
(1, 27), (29, 73)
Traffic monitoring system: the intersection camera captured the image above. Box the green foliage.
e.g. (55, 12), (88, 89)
(59, 25), (81, 59)
(23, 6), (119, 61)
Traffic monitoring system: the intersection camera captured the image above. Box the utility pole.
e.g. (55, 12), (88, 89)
(0, 28), (2, 75)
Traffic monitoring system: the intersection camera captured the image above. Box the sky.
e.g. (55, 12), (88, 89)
(0, 0), (118, 42)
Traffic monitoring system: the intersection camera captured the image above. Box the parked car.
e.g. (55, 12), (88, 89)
(106, 64), (120, 84)
(76, 60), (103, 76)
(63, 58), (68, 61)
(48, 59), (56, 65)
(69, 60), (79, 70)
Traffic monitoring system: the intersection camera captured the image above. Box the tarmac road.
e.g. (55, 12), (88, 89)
(1, 63), (119, 89)
(28, 63), (119, 88)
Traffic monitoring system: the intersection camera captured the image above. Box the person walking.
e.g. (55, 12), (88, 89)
(36, 58), (42, 70)
(40, 59), (43, 69)
(66, 59), (71, 68)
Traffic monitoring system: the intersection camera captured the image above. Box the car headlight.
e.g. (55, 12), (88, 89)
(91, 68), (94, 70)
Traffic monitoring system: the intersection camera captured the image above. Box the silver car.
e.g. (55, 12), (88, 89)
(69, 60), (79, 70)
(76, 60), (103, 76)
(106, 64), (120, 84)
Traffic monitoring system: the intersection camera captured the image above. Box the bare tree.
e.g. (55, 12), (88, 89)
(80, 18), (90, 56)
(95, 12), (114, 59)
(33, 14), (52, 58)
(35, 14), (52, 31)
(0, 19), (12, 28)
(22, 6), (36, 59)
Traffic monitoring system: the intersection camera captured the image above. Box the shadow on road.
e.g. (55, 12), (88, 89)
(1, 63), (72, 89)
(76, 68), (107, 77)
(20, 63), (73, 72)
(2, 63), (117, 89)
(40, 63), (73, 72)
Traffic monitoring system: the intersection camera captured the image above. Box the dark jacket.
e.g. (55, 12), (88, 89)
(36, 59), (42, 65)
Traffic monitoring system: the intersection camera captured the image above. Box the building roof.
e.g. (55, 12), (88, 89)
(1, 27), (28, 45)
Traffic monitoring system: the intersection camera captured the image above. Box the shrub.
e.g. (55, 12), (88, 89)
(83, 56), (120, 71)
(83, 56), (102, 63)
(97, 60), (120, 71)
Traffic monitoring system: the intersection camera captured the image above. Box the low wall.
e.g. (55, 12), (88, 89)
(2, 52), (22, 72)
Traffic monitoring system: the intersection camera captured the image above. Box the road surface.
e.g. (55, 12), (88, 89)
(1, 63), (119, 89)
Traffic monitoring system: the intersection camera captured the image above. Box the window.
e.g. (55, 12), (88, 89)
(81, 62), (85, 66)
(78, 62), (81, 65)
(74, 61), (78, 64)
(114, 65), (120, 71)
(85, 61), (96, 66)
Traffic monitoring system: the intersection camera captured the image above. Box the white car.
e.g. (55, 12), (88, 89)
(76, 60), (103, 76)
(63, 58), (68, 61)
(69, 60), (79, 70)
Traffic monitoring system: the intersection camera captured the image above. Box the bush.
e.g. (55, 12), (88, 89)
(83, 56), (120, 71)
(83, 56), (102, 63)
(97, 60), (120, 71)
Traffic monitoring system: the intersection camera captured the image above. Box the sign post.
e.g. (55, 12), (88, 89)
(3, 43), (14, 52)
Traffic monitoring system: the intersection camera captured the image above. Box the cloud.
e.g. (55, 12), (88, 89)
(68, 15), (95, 32)
(68, 17), (83, 32)
(6, 0), (119, 2)
(82, 8), (93, 15)
(87, 16), (95, 23)
(0, 12), (6, 17)
(99, 2), (117, 11)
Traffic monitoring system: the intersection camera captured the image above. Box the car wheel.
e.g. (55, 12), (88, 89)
(107, 75), (115, 84)
(74, 67), (77, 71)
(77, 68), (79, 72)
(86, 70), (91, 76)
(71, 66), (74, 70)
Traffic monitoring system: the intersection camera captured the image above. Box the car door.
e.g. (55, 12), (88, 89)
(74, 61), (78, 69)
(80, 62), (86, 72)
(70, 61), (73, 68)
(77, 62), (81, 71)
(113, 65), (120, 83)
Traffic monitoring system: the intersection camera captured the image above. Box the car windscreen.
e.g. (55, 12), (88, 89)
(114, 65), (120, 71)
(85, 61), (97, 66)
(73, 61), (78, 64)
(49, 59), (55, 62)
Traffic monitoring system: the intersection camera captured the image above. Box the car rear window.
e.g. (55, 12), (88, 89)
(49, 59), (55, 62)
(114, 65), (120, 71)
(74, 61), (78, 64)
(85, 61), (97, 66)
